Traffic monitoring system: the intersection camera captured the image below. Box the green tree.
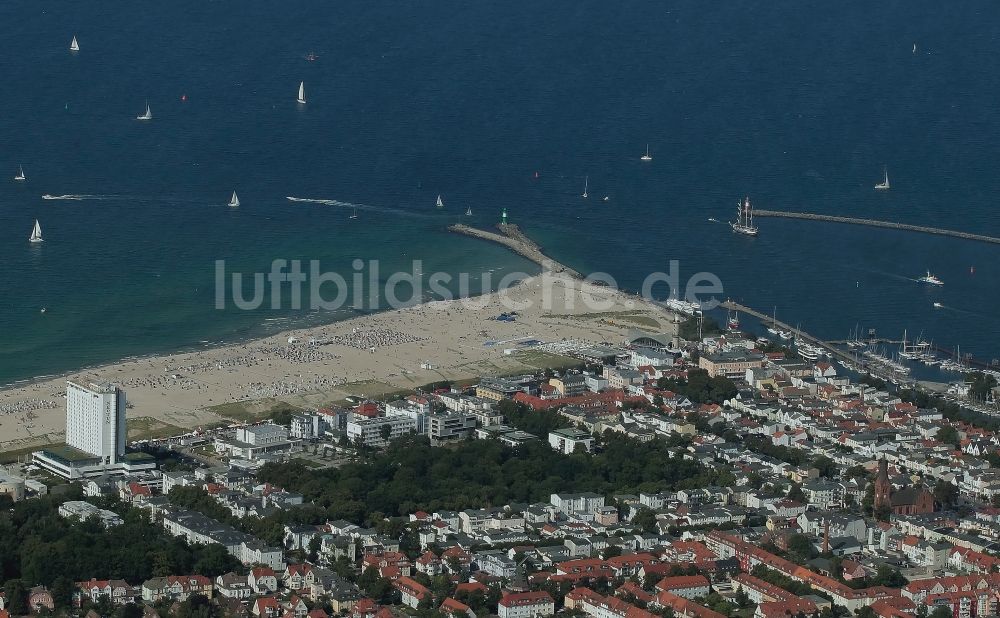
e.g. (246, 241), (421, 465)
(307, 535), (323, 562)
(969, 373), (999, 402)
(175, 593), (218, 618)
(270, 405), (298, 426)
(936, 425), (959, 447)
(845, 465), (869, 480)
(934, 481), (958, 507)
(193, 544), (240, 578)
(929, 607), (952, 618)
(50, 576), (73, 610)
(3, 580), (28, 615)
(115, 604), (145, 618)
(786, 534), (817, 562)
(812, 456), (838, 478)
(734, 589), (751, 609)
(632, 508), (659, 534)
(787, 483), (805, 503)
(870, 564), (907, 587)
(601, 545), (622, 559)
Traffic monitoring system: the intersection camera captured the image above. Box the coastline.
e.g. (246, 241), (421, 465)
(0, 266), (674, 455)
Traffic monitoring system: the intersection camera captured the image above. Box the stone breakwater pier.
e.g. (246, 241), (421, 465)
(719, 300), (844, 357)
(449, 223), (583, 279)
(754, 210), (1000, 245)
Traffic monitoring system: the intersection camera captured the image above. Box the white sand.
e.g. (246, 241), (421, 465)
(0, 273), (673, 453)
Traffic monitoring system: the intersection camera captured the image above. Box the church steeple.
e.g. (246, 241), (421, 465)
(874, 458), (891, 512)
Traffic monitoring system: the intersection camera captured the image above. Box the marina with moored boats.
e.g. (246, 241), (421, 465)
(720, 300), (1000, 395)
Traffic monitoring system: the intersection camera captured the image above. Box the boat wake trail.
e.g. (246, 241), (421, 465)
(931, 303), (985, 318)
(41, 194), (133, 201)
(286, 196), (428, 218)
(856, 267), (917, 283)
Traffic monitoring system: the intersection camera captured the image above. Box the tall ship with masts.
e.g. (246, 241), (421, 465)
(731, 196), (758, 236)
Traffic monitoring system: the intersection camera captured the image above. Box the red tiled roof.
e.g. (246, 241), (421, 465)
(440, 598), (470, 615)
(655, 591), (727, 618)
(655, 575), (710, 592)
(498, 591), (554, 608)
(455, 582), (488, 595)
(393, 577), (429, 601)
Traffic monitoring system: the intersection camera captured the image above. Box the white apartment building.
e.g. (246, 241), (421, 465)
(550, 492), (605, 516)
(548, 428), (594, 454)
(346, 416), (417, 447)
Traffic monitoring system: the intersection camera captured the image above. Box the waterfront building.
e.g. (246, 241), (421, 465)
(33, 382), (155, 479)
(66, 381), (126, 464)
(698, 351), (766, 379)
(214, 424), (295, 460)
(346, 415), (417, 448)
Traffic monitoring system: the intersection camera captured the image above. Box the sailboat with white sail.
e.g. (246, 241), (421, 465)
(136, 101), (153, 121)
(297, 81), (306, 104)
(70, 36), (80, 52)
(640, 144), (652, 161)
(436, 195), (444, 209)
(465, 206), (472, 216)
(14, 165), (25, 182)
(29, 220), (43, 243)
(582, 176), (589, 198)
(766, 307), (779, 335)
(875, 167), (890, 190)
(350, 207), (358, 219)
(228, 191), (240, 208)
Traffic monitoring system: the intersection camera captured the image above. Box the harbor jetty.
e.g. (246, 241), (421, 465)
(449, 223), (583, 279)
(720, 300), (846, 358)
(754, 210), (1000, 245)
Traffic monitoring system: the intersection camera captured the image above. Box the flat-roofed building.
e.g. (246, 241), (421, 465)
(548, 428), (594, 454)
(698, 352), (766, 379)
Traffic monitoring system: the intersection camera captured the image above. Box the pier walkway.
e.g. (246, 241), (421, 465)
(448, 223), (583, 279)
(721, 301), (1000, 376)
(754, 210), (1000, 245)
(720, 300), (844, 357)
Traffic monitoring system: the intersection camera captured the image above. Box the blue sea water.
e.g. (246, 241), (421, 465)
(1, 1), (998, 385)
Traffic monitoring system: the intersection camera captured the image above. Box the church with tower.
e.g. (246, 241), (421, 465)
(873, 458), (935, 516)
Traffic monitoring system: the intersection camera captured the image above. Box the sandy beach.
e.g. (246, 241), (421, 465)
(0, 273), (674, 455)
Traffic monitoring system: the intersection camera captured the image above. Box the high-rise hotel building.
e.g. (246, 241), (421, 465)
(65, 381), (127, 464)
(33, 381), (155, 479)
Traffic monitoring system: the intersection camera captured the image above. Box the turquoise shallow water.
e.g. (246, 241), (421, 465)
(1, 1), (999, 384)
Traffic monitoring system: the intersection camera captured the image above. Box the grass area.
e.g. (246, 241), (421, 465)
(205, 399), (306, 423)
(190, 444), (217, 457)
(512, 350), (585, 371)
(611, 314), (661, 329)
(0, 439), (65, 464)
(35, 444), (101, 463)
(290, 455), (325, 468)
(128, 416), (185, 441)
(553, 310), (662, 330)
(337, 380), (411, 400)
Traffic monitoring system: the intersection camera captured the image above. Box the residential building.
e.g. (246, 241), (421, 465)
(429, 413), (478, 443)
(497, 591), (555, 618)
(549, 428), (595, 454)
(346, 416), (417, 448)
